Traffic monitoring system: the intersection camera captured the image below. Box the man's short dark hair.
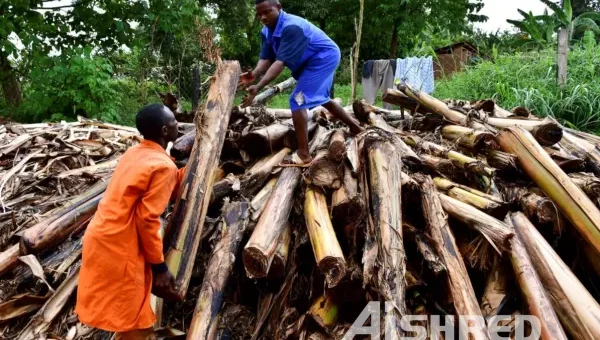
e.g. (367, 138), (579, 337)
(255, 0), (279, 4)
(136, 103), (169, 140)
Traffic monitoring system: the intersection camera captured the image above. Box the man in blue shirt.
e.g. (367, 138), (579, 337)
(240, 0), (364, 167)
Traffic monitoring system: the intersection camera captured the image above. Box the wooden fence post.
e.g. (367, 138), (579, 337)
(557, 28), (569, 87)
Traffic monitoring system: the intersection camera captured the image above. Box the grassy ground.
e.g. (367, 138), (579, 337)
(434, 41), (600, 133)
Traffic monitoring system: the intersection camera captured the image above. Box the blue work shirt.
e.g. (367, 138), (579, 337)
(260, 10), (340, 79)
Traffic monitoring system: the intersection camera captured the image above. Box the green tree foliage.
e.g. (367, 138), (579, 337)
(0, 0), (149, 107)
(120, 0), (209, 100)
(541, 0), (600, 38)
(1, 0), (492, 124)
(207, 0), (487, 68)
(571, 0), (600, 38)
(507, 0), (600, 46)
(18, 48), (124, 123)
(2, 0), (207, 120)
(572, 0), (600, 17)
(507, 9), (558, 48)
(198, 0), (262, 67)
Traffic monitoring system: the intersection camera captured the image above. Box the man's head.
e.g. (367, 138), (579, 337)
(136, 103), (179, 148)
(255, 0), (281, 28)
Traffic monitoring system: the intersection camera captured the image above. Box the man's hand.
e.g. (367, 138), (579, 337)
(152, 270), (179, 301)
(154, 270), (174, 290)
(238, 71), (256, 90)
(241, 85), (260, 108)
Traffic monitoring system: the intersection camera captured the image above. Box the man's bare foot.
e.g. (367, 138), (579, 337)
(350, 125), (365, 136)
(279, 152), (313, 168)
(297, 151), (312, 163)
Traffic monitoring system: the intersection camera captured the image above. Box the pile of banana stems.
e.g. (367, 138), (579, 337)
(1, 77), (600, 340)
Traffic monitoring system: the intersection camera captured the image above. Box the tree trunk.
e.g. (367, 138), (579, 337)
(416, 175), (491, 340)
(351, 0), (364, 101)
(569, 172), (600, 204)
(543, 145), (585, 172)
(441, 125), (498, 152)
(438, 194), (514, 253)
(402, 133), (495, 178)
(560, 131), (600, 177)
(308, 125), (333, 155)
(557, 28), (569, 87)
(186, 202), (250, 340)
(0, 244), (19, 277)
(420, 154), (455, 176)
(509, 212), (600, 339)
(1, 181), (107, 276)
(243, 167), (301, 278)
(332, 164), (365, 226)
(268, 222), (292, 279)
(0, 52), (22, 108)
(209, 175), (240, 207)
(497, 127), (600, 256)
(172, 130), (196, 160)
(389, 23), (399, 59)
(505, 216), (569, 340)
(328, 129), (346, 163)
(20, 195), (100, 254)
(233, 107), (294, 120)
(241, 124), (296, 157)
(352, 99), (412, 122)
(434, 177), (509, 218)
(241, 148), (290, 197)
(250, 177), (279, 222)
(500, 185), (559, 226)
(252, 78), (296, 106)
(396, 83), (563, 146)
(304, 187), (346, 288)
(362, 133), (407, 339)
(564, 127), (600, 147)
(414, 233), (446, 275)
(163, 61), (241, 301)
(485, 150), (520, 175)
(305, 150), (343, 190)
(12, 237), (82, 284)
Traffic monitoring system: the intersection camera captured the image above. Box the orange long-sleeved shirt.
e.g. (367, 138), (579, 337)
(75, 139), (185, 332)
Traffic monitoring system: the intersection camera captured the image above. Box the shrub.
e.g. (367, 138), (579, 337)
(17, 49), (125, 123)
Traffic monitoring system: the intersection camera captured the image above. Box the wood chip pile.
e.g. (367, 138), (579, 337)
(1, 62), (600, 340)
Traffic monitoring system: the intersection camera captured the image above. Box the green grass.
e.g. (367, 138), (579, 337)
(434, 40), (600, 133)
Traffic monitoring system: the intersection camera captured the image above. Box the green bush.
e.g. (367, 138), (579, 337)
(17, 50), (124, 123)
(13, 49), (173, 126)
(434, 39), (600, 132)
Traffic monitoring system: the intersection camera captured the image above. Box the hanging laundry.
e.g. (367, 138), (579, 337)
(395, 56), (435, 94)
(362, 59), (396, 109)
(363, 60), (374, 79)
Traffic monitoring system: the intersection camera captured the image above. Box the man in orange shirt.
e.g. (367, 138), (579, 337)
(75, 104), (186, 339)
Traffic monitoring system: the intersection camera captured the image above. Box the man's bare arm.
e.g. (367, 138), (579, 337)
(255, 60), (285, 91)
(252, 59), (274, 79)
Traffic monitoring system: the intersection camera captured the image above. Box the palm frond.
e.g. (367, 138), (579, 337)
(577, 12), (600, 22)
(574, 17), (600, 34)
(540, 0), (569, 25)
(564, 0), (573, 23)
(507, 19), (528, 32)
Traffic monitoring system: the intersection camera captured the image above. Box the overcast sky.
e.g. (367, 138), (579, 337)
(475, 0), (550, 32)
